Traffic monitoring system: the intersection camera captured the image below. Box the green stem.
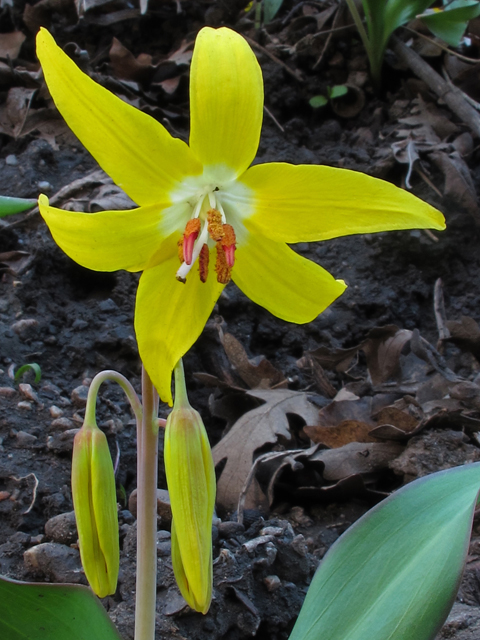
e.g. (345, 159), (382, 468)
(173, 359), (190, 409)
(134, 366), (159, 640)
(84, 369), (143, 426)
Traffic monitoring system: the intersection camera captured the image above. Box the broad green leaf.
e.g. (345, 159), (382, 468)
(309, 95), (328, 108)
(419, 1), (480, 46)
(289, 462), (480, 640)
(0, 577), (123, 640)
(328, 85), (348, 100)
(0, 196), (36, 218)
(263, 0), (284, 23)
(14, 363), (41, 384)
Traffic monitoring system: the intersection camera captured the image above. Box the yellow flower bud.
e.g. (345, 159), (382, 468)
(72, 422), (119, 597)
(164, 361), (216, 614)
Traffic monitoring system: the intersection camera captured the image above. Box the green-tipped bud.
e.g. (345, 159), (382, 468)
(164, 361), (216, 614)
(72, 421), (119, 597)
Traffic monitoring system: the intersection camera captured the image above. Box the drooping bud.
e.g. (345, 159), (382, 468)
(198, 243), (209, 283)
(164, 360), (216, 614)
(183, 218), (201, 265)
(72, 420), (119, 598)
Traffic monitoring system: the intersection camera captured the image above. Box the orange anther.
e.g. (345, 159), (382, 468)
(221, 224), (236, 268)
(183, 218), (201, 265)
(207, 209), (224, 242)
(199, 244), (209, 283)
(215, 243), (232, 285)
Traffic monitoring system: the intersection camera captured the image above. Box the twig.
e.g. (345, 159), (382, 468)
(313, 0), (344, 70)
(433, 278), (450, 352)
(243, 34), (304, 82)
(390, 35), (480, 139)
(402, 25), (480, 64)
(414, 166), (443, 198)
(264, 105), (284, 132)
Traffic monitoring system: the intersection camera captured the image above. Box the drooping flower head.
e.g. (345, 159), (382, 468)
(36, 27), (445, 405)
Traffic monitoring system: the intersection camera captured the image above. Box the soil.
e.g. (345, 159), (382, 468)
(1, 1), (480, 639)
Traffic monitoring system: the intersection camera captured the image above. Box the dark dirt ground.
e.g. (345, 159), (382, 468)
(1, 1), (480, 638)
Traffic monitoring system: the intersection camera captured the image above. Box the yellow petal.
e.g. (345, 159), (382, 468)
(240, 163), (446, 242)
(134, 241), (224, 405)
(233, 224), (346, 323)
(36, 29), (202, 206)
(189, 27), (263, 180)
(38, 194), (180, 272)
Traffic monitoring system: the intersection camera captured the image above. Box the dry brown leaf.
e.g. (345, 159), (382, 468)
(430, 150), (480, 221)
(109, 38), (153, 84)
(212, 389), (319, 511)
(446, 316), (480, 362)
(317, 393), (375, 428)
(310, 441), (404, 481)
(303, 420), (377, 447)
(363, 325), (412, 385)
(300, 344), (359, 372)
(222, 333), (286, 389)
(0, 32), (26, 59)
(89, 183), (136, 212)
(0, 251), (33, 275)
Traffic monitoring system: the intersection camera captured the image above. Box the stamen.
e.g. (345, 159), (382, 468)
(183, 218), (201, 265)
(176, 220), (210, 283)
(207, 209), (224, 242)
(198, 244), (209, 283)
(215, 243), (232, 284)
(177, 237), (184, 264)
(221, 224), (236, 268)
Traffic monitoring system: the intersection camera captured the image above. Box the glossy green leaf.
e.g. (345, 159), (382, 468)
(14, 363), (41, 384)
(289, 463), (480, 640)
(0, 577), (123, 640)
(263, 0), (284, 23)
(0, 196), (36, 218)
(420, 1), (480, 46)
(309, 95), (328, 108)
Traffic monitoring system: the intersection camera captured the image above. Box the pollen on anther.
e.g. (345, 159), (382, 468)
(183, 218), (201, 265)
(207, 209), (224, 242)
(177, 238), (184, 264)
(221, 224), (236, 268)
(199, 244), (209, 283)
(215, 243), (232, 285)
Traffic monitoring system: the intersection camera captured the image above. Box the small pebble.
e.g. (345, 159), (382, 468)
(11, 318), (38, 336)
(218, 521), (245, 538)
(37, 181), (52, 191)
(0, 387), (16, 397)
(264, 575), (281, 592)
(71, 385), (89, 408)
(5, 154), (18, 166)
(15, 431), (37, 447)
(24, 542), (86, 584)
(50, 417), (75, 431)
(47, 429), (80, 453)
(19, 383), (39, 403)
(17, 401), (32, 411)
(45, 511), (77, 545)
(49, 405), (64, 418)
(128, 488), (172, 526)
(291, 534), (307, 557)
(0, 491), (10, 501)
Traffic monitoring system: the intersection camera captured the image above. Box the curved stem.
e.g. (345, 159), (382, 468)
(134, 366), (159, 640)
(84, 369), (143, 426)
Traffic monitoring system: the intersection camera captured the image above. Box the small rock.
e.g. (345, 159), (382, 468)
(128, 488), (172, 526)
(218, 521), (245, 538)
(45, 511), (78, 545)
(19, 383), (39, 403)
(291, 534), (307, 557)
(0, 387), (16, 397)
(24, 542), (86, 584)
(71, 385), (89, 408)
(47, 429), (80, 453)
(264, 575), (281, 592)
(260, 526), (284, 537)
(120, 509), (135, 525)
(30, 534), (45, 545)
(156, 537), (172, 557)
(17, 401), (32, 411)
(5, 154), (18, 166)
(0, 491), (10, 501)
(72, 319), (88, 330)
(98, 298), (118, 312)
(50, 417), (75, 431)
(49, 405), (64, 418)
(14, 431), (37, 447)
(37, 181), (52, 191)
(11, 318), (38, 336)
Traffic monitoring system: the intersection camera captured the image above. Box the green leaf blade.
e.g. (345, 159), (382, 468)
(0, 577), (123, 640)
(0, 196), (37, 218)
(289, 463), (480, 640)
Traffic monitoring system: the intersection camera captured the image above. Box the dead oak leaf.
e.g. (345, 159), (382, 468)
(212, 389), (319, 511)
(303, 420), (378, 447)
(222, 333), (286, 389)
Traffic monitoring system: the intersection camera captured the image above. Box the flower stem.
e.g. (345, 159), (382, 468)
(134, 366), (159, 640)
(84, 369), (143, 426)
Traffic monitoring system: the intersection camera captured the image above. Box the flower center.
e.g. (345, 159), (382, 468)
(176, 192), (236, 285)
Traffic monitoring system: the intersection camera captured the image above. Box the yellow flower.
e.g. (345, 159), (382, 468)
(36, 27), (445, 405)
(72, 420), (119, 597)
(164, 361), (216, 614)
